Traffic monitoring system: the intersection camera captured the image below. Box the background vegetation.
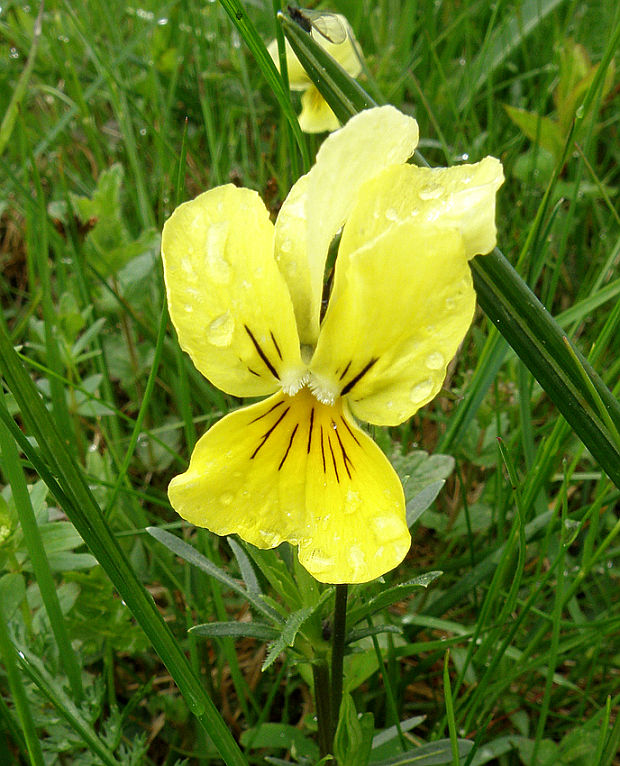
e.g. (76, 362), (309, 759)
(0, 0), (619, 764)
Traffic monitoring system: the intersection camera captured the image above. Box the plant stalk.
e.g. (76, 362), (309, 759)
(331, 584), (348, 739)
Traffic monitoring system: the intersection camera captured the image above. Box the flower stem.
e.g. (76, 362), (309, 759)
(312, 660), (332, 758)
(330, 584), (348, 738)
(312, 584), (349, 760)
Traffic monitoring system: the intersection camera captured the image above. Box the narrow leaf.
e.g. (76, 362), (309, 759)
(190, 622), (280, 641)
(348, 572), (443, 628)
(147, 527), (283, 624)
(370, 738), (473, 765)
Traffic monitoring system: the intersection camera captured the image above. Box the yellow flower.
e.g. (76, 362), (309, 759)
(267, 12), (363, 133)
(161, 106), (504, 584)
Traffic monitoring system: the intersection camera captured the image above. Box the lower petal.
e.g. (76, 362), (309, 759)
(298, 87), (341, 134)
(169, 390), (410, 584)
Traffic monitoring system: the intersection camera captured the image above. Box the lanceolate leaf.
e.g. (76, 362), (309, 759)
(276, 9), (620, 491)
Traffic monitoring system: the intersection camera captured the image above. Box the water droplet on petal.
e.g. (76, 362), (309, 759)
(385, 207), (399, 221)
(205, 223), (232, 282)
(280, 239), (292, 253)
(410, 378), (434, 404)
(220, 492), (234, 506)
(425, 351), (444, 370)
(419, 184), (442, 201)
(207, 312), (234, 346)
(371, 515), (403, 539)
(344, 490), (361, 515)
(348, 545), (366, 572)
(445, 296), (457, 309)
(307, 549), (336, 574)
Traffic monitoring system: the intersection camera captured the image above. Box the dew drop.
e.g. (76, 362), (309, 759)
(308, 549), (336, 574)
(418, 184), (442, 201)
(371, 515), (403, 539)
(385, 207), (399, 221)
(205, 223), (232, 282)
(425, 351), (444, 370)
(207, 312), (234, 346)
(279, 238), (293, 253)
(348, 545), (366, 571)
(220, 492), (234, 506)
(445, 296), (457, 309)
(410, 378), (434, 404)
(344, 490), (361, 515)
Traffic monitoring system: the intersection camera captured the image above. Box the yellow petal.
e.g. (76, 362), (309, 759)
(274, 172), (315, 347)
(267, 14), (362, 90)
(310, 223), (475, 426)
(275, 106), (420, 347)
(169, 389), (410, 584)
(162, 185), (304, 398)
(339, 157), (505, 260)
(298, 86), (341, 133)
(267, 38), (311, 89)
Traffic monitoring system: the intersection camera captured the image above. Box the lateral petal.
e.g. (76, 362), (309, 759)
(339, 157), (505, 260)
(162, 185), (304, 397)
(275, 106), (420, 346)
(310, 222), (476, 426)
(169, 389), (409, 584)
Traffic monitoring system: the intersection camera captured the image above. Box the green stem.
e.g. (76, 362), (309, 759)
(312, 661), (332, 759)
(331, 584), (348, 738)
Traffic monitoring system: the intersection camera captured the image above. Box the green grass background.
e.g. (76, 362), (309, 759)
(0, 0), (619, 764)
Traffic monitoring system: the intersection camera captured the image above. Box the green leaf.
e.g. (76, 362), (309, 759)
(14, 643), (121, 766)
(334, 694), (374, 766)
(262, 606), (315, 671)
(370, 716), (427, 761)
(0, 2), (44, 156)
(370, 738), (473, 765)
(147, 526), (283, 624)
(470, 251), (620, 489)
(241, 722), (319, 761)
(189, 622), (279, 641)
(503, 105), (564, 159)
(347, 572), (443, 628)
(239, 541), (303, 612)
(406, 481), (446, 528)
(456, 0), (568, 109)
(0, 573), (26, 621)
(346, 624), (402, 645)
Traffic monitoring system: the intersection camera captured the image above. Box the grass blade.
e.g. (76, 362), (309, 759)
(0, 392), (84, 703)
(216, 0), (310, 171)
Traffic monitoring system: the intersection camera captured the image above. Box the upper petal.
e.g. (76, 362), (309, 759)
(339, 157), (505, 260)
(162, 185), (303, 397)
(169, 389), (410, 584)
(310, 222), (476, 426)
(275, 106), (420, 346)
